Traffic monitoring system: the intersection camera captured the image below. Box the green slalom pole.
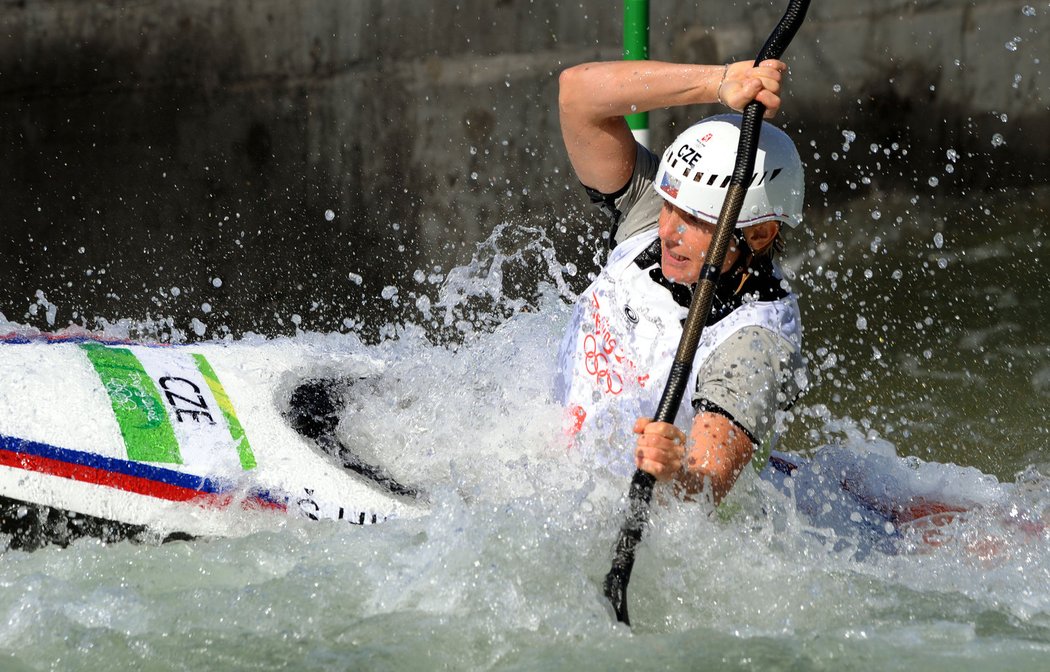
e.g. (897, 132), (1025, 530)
(623, 0), (650, 148)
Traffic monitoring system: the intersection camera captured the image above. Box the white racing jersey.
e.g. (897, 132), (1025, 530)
(555, 229), (802, 476)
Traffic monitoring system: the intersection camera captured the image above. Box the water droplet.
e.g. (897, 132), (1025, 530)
(869, 143), (879, 153)
(937, 257), (948, 269)
(863, 269), (873, 279)
(991, 133), (1006, 148)
(856, 316), (868, 330)
(1005, 37), (1021, 51)
(819, 182), (829, 193)
(934, 232), (944, 248)
(870, 237), (881, 253)
(944, 163), (955, 174)
(891, 269), (903, 280)
(381, 286), (398, 300)
(928, 176), (940, 187)
(171, 286), (181, 297)
(413, 270), (426, 283)
(999, 112), (1009, 122)
(841, 130), (856, 142)
(212, 277), (222, 288)
(348, 272), (363, 286)
(1022, 5), (1036, 16)
(469, 146), (478, 156)
(946, 148), (958, 162)
(832, 84), (842, 93)
(201, 303), (212, 314)
(871, 210), (882, 220)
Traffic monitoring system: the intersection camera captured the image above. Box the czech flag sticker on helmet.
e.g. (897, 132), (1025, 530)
(659, 171), (681, 199)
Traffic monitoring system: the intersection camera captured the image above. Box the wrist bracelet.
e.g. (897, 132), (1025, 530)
(716, 63), (730, 107)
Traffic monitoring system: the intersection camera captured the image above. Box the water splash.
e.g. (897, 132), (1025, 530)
(1, 207), (1048, 669)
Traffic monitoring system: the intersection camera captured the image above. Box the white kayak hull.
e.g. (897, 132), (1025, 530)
(0, 334), (426, 545)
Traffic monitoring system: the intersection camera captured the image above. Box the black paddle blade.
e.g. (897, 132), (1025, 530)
(603, 470), (655, 625)
(603, 565), (631, 626)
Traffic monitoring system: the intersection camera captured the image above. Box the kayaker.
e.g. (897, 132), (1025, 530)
(556, 58), (807, 504)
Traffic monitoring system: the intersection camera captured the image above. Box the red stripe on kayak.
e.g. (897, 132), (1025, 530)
(0, 434), (288, 512)
(0, 449), (284, 512)
(0, 448), (223, 504)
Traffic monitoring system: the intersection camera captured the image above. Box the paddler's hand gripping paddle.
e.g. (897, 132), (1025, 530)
(602, 0), (812, 626)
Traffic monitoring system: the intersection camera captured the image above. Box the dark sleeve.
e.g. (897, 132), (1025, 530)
(578, 143), (661, 250)
(582, 180), (631, 248)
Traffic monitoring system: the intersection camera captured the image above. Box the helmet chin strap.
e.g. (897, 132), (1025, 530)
(733, 227), (751, 252)
(710, 229), (752, 296)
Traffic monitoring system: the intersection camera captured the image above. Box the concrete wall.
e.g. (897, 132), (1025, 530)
(1, 0), (1047, 336)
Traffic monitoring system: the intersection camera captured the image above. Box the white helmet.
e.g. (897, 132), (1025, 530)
(653, 114), (804, 228)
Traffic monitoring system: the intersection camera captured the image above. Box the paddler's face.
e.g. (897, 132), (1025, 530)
(657, 202), (741, 284)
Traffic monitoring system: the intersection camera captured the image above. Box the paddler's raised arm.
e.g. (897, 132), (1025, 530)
(557, 59), (788, 193)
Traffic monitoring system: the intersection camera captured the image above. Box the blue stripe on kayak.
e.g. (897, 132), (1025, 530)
(0, 433), (224, 493)
(0, 434), (285, 507)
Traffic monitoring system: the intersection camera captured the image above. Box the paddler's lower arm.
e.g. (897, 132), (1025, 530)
(675, 411), (756, 505)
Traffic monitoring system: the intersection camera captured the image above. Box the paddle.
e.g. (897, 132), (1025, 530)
(602, 0), (812, 626)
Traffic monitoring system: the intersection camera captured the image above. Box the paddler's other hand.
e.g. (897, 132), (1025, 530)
(719, 59), (787, 118)
(633, 417), (686, 482)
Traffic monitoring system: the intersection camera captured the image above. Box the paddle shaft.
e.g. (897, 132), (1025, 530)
(603, 0), (811, 626)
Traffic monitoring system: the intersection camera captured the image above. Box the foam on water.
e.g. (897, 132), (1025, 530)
(0, 221), (1048, 670)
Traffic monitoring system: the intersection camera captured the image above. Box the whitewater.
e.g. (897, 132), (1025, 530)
(1, 191), (1049, 670)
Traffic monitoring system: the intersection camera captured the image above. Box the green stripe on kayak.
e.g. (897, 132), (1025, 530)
(80, 343), (182, 464)
(192, 353), (256, 470)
